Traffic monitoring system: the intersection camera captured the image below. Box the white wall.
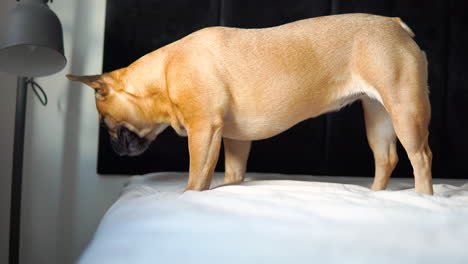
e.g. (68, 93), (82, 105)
(0, 1), (128, 263)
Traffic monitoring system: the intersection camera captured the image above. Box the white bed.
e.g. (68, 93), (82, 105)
(78, 172), (468, 264)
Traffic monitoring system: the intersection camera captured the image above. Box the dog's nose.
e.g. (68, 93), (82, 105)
(118, 126), (127, 142)
(119, 126), (139, 145)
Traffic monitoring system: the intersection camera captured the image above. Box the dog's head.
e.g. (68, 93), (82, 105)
(66, 71), (168, 156)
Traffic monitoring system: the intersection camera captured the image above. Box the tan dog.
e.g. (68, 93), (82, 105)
(67, 13), (433, 194)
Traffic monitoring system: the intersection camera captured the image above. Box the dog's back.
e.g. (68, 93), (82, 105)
(161, 13), (424, 140)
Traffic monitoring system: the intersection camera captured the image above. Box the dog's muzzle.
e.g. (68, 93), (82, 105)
(110, 126), (151, 156)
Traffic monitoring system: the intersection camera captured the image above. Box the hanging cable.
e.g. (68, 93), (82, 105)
(17, 0), (53, 3)
(26, 78), (48, 106)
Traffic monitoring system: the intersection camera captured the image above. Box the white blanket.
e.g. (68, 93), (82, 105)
(78, 173), (468, 264)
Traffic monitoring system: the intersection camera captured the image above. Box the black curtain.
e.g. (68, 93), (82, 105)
(98, 0), (468, 179)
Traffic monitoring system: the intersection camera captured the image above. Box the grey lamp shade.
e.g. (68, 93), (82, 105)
(0, 0), (66, 77)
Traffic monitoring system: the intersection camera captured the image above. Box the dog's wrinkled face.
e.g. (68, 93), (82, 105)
(109, 125), (151, 157)
(100, 113), (153, 157)
(66, 72), (168, 156)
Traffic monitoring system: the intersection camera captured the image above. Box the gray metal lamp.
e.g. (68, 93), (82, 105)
(0, 0), (66, 263)
(0, 0), (66, 76)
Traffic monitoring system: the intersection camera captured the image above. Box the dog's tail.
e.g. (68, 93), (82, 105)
(392, 17), (415, 38)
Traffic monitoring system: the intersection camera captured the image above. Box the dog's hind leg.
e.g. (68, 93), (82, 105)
(386, 92), (433, 195)
(379, 54), (433, 194)
(362, 97), (399, 191)
(355, 36), (432, 194)
(223, 138), (251, 184)
(365, 70), (432, 194)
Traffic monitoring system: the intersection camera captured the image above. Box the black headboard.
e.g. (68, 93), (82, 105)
(98, 0), (468, 179)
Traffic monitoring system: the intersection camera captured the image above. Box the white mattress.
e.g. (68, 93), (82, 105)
(78, 172), (468, 264)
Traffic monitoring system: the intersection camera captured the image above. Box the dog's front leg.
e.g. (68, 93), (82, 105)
(185, 122), (223, 191)
(223, 138), (251, 184)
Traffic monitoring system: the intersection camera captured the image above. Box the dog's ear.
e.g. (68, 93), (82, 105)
(66, 74), (109, 97)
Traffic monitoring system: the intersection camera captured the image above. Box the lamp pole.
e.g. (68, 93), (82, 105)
(9, 77), (28, 264)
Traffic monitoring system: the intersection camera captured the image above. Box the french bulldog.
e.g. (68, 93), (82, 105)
(67, 13), (433, 194)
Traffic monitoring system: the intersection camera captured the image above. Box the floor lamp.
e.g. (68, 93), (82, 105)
(0, 0), (66, 263)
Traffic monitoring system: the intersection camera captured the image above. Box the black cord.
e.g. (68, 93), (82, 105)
(17, 0), (53, 2)
(26, 78), (48, 106)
